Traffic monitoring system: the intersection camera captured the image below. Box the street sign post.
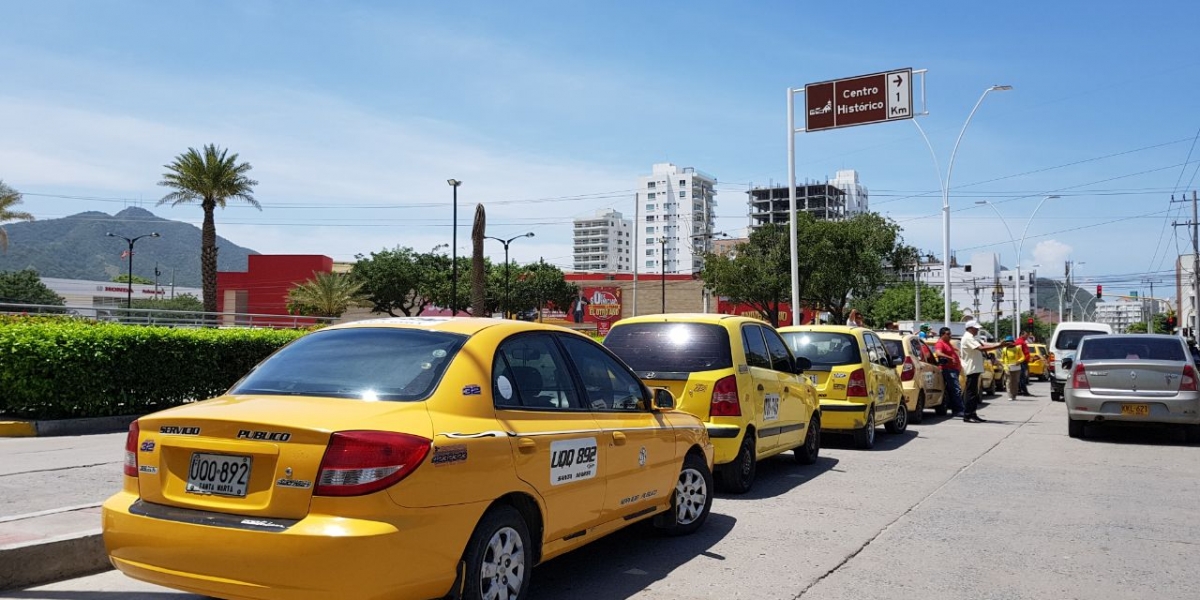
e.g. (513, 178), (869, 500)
(805, 68), (913, 132)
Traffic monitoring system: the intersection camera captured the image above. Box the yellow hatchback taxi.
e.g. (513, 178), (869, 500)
(1028, 343), (1049, 381)
(603, 314), (822, 494)
(779, 325), (906, 449)
(878, 332), (946, 422)
(103, 318), (714, 600)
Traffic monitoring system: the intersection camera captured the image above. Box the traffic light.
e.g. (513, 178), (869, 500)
(1027, 317), (1034, 325)
(1096, 284), (1103, 299)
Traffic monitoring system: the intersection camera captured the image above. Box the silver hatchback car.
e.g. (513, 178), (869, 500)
(1064, 334), (1200, 442)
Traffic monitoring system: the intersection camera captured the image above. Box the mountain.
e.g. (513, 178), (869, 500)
(0, 207), (258, 287)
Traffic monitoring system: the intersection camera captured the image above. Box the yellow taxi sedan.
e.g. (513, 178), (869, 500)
(103, 318), (714, 600)
(879, 332), (946, 422)
(780, 325), (906, 449)
(1028, 343), (1049, 381)
(603, 314), (822, 494)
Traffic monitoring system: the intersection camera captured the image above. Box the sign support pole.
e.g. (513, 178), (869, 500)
(787, 87), (801, 326)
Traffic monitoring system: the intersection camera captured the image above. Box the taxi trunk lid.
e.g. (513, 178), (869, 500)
(133, 395), (433, 519)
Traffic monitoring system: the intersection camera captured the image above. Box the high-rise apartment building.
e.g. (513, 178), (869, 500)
(637, 163), (717, 275)
(572, 209), (632, 272)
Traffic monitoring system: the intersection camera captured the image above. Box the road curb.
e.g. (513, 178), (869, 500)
(0, 415), (138, 438)
(0, 530), (110, 590)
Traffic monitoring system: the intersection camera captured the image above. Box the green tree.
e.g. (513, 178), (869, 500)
(157, 145), (259, 315)
(352, 247), (456, 316)
(859, 282), (963, 327)
(113, 274), (154, 285)
(806, 213), (908, 319)
(132, 293), (204, 312)
(510, 260), (578, 319)
(0, 269), (65, 307)
(0, 180), (34, 253)
(286, 271), (364, 318)
(700, 222), (807, 327)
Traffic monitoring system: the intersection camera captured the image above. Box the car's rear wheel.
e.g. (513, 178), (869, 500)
(794, 414), (820, 465)
(1185, 425), (1200, 444)
(462, 505), (532, 600)
(853, 408), (876, 449)
(910, 393), (926, 424)
(1068, 418), (1086, 439)
(719, 434), (756, 494)
(657, 453), (713, 536)
(885, 401), (908, 434)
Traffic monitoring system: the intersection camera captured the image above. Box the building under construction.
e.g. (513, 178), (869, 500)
(747, 182), (849, 228)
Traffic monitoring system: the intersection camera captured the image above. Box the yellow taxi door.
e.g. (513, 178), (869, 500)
(740, 324), (783, 452)
(863, 332), (900, 421)
(914, 337), (944, 405)
(491, 333), (607, 541)
(761, 325), (811, 449)
(554, 333), (678, 520)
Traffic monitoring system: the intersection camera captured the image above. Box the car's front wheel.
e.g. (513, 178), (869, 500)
(657, 452), (713, 536)
(853, 408), (876, 449)
(462, 505), (533, 600)
(885, 401), (908, 434)
(719, 433), (756, 494)
(794, 414), (820, 465)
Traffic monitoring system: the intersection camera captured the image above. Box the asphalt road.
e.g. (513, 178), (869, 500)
(5, 379), (1199, 600)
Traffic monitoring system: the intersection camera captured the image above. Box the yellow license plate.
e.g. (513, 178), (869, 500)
(1120, 404), (1150, 416)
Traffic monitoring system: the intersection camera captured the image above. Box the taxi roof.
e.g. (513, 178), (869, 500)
(777, 324), (868, 335)
(615, 313), (767, 325)
(323, 316), (581, 337)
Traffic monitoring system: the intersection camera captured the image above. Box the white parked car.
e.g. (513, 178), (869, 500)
(1049, 321), (1112, 402)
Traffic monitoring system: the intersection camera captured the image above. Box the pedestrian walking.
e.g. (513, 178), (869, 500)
(933, 327), (964, 417)
(846, 309), (865, 328)
(1000, 335), (1026, 401)
(918, 323), (931, 340)
(960, 320), (1008, 423)
(1017, 330), (1033, 395)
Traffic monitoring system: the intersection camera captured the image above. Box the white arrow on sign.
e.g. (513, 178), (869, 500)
(886, 69), (912, 120)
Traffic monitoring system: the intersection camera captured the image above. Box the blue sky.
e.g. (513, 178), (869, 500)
(2, 1), (1198, 300)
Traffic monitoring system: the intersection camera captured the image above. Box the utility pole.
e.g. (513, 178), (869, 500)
(914, 256), (921, 324)
(1141, 277), (1161, 333)
(1170, 190), (1200, 337)
(632, 192), (639, 317)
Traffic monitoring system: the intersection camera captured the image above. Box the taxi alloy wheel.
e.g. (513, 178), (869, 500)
(659, 453), (713, 535)
(794, 414), (820, 465)
(885, 401), (908, 434)
(463, 505), (532, 600)
(853, 408), (876, 450)
(719, 434), (757, 494)
(911, 393), (926, 424)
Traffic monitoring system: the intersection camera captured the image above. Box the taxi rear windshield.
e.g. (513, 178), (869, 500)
(782, 332), (863, 367)
(1078, 337), (1186, 361)
(603, 323), (732, 374)
(230, 328), (467, 402)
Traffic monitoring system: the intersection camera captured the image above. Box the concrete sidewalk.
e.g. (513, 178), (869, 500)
(0, 504), (109, 590)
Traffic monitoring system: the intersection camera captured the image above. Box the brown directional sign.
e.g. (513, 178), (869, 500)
(805, 68), (913, 132)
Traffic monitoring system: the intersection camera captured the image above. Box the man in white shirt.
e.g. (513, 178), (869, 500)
(960, 320), (1007, 423)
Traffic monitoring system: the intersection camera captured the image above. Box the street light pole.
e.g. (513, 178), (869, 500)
(977, 194), (1060, 337)
(447, 179), (462, 316)
(107, 232), (160, 308)
(484, 232), (535, 318)
(939, 84), (1013, 327)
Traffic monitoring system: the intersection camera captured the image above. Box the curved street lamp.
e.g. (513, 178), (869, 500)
(447, 179), (462, 315)
(484, 232), (535, 318)
(976, 194), (1060, 336)
(107, 232), (160, 309)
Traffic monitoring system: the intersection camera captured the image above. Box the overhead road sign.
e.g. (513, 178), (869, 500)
(805, 68), (913, 132)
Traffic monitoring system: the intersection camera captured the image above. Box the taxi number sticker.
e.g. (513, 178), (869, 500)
(550, 438), (598, 486)
(764, 394), (780, 421)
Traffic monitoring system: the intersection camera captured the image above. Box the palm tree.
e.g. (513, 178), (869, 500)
(157, 145), (259, 315)
(287, 271), (365, 318)
(0, 180), (34, 253)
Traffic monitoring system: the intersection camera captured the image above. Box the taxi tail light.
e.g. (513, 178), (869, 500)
(710, 375), (741, 417)
(315, 431), (431, 497)
(123, 420), (140, 478)
(1071, 363), (1090, 390)
(848, 369), (868, 397)
(1181, 364), (1198, 392)
(900, 357), (915, 382)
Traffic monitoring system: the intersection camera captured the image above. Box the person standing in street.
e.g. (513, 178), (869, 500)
(960, 320), (1008, 423)
(846, 309), (865, 328)
(918, 323), (931, 340)
(1000, 335), (1026, 401)
(1016, 330), (1033, 395)
(933, 327), (964, 418)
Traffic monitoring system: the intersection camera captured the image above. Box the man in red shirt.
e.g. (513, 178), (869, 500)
(1016, 330), (1033, 396)
(933, 327), (964, 417)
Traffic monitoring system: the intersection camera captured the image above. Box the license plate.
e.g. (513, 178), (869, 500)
(1120, 404), (1150, 417)
(186, 453), (252, 497)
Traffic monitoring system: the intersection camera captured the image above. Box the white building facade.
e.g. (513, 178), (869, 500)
(638, 163), (717, 275)
(828, 169), (869, 214)
(913, 252), (1037, 326)
(1092, 300), (1150, 333)
(572, 209), (633, 272)
(1177, 254), (1198, 335)
(36, 277), (202, 316)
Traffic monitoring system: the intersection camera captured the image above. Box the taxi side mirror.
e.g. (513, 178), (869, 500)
(794, 356), (812, 374)
(651, 388), (675, 411)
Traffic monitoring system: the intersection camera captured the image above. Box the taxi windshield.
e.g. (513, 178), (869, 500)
(782, 332), (862, 368)
(230, 328), (467, 401)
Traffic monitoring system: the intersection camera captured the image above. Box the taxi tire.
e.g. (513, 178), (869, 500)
(1184, 424), (1200, 444)
(885, 402), (908, 434)
(934, 402), (949, 417)
(719, 434), (756, 494)
(794, 415), (820, 465)
(657, 453), (714, 536)
(853, 408), (876, 450)
(461, 505), (533, 600)
(910, 393), (926, 424)
(1068, 418), (1086, 439)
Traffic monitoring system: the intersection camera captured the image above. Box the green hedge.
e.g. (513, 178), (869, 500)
(0, 317), (309, 419)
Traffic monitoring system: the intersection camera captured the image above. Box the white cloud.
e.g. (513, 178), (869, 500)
(1031, 239), (1073, 270)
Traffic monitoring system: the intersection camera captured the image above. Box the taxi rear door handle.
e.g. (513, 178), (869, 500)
(757, 384), (765, 391)
(611, 431), (627, 445)
(517, 438), (537, 453)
